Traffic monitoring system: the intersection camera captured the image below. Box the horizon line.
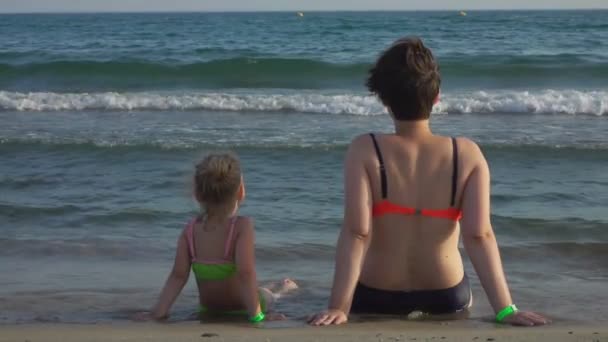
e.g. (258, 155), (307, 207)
(1, 8), (607, 14)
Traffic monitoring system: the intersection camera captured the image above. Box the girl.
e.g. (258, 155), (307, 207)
(137, 152), (297, 323)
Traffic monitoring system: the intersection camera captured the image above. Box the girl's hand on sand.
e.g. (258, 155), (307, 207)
(307, 309), (348, 326)
(264, 312), (287, 321)
(502, 311), (550, 326)
(132, 311), (154, 322)
(132, 311), (166, 322)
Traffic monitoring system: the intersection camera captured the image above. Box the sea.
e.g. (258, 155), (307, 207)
(0, 10), (607, 324)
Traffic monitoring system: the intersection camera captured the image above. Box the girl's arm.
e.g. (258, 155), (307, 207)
(234, 217), (261, 319)
(309, 136), (373, 326)
(149, 230), (192, 320)
(460, 139), (549, 326)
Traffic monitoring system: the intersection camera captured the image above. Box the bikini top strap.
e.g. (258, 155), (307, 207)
(185, 217), (198, 261)
(451, 137), (459, 207)
(369, 133), (388, 199)
(223, 216), (239, 260)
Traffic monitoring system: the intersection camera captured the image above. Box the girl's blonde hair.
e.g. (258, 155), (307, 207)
(194, 152), (241, 208)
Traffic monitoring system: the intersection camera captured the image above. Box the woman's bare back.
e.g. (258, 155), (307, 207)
(355, 133), (473, 291)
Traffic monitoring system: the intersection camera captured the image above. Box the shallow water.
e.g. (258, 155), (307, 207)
(1, 11), (607, 324)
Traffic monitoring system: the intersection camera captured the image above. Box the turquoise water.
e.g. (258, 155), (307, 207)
(0, 11), (607, 324)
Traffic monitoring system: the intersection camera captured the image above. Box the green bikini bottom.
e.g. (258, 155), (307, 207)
(198, 290), (267, 315)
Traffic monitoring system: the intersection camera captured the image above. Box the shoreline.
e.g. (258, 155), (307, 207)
(1, 321), (606, 342)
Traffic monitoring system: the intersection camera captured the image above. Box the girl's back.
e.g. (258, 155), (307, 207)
(187, 215), (253, 310)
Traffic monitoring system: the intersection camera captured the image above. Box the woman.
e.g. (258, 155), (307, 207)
(309, 37), (549, 326)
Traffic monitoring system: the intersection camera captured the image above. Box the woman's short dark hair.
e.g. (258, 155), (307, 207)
(366, 37), (441, 121)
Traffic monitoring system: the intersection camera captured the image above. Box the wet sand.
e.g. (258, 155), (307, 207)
(1, 320), (606, 342)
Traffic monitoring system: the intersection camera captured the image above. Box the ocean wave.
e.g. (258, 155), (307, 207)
(0, 237), (166, 259)
(0, 202), (185, 224)
(492, 215), (608, 239)
(0, 238), (332, 260)
(0, 58), (365, 90)
(0, 138), (346, 152)
(2, 237), (607, 263)
(1, 55), (607, 91)
(1, 89), (607, 115)
(436, 90), (608, 116)
(500, 242), (608, 267)
(0, 203), (87, 218)
(0, 91), (382, 115)
(2, 137), (608, 154)
(440, 54), (608, 77)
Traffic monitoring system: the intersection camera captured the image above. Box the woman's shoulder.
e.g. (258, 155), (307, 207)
(346, 133), (379, 154)
(350, 133), (376, 145)
(344, 134), (380, 166)
(453, 136), (486, 162)
(348, 133), (483, 152)
(451, 137), (490, 185)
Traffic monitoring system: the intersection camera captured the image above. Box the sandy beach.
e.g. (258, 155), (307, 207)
(1, 9), (607, 341)
(1, 321), (606, 342)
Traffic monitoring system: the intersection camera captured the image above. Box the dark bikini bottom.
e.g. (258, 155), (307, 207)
(351, 275), (471, 315)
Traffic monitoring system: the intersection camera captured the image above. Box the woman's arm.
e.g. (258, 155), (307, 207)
(460, 139), (549, 326)
(149, 230), (192, 319)
(309, 136), (373, 326)
(234, 218), (262, 319)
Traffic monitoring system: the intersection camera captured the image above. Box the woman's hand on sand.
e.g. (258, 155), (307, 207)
(307, 309), (348, 326)
(502, 311), (550, 326)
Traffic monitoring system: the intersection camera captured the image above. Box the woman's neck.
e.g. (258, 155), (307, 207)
(393, 119), (433, 139)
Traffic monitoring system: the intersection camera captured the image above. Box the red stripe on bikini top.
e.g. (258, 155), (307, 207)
(372, 200), (462, 221)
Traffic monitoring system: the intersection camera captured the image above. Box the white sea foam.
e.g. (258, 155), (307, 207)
(436, 90), (608, 116)
(1, 89), (606, 115)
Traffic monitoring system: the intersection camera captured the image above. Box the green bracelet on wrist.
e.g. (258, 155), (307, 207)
(496, 304), (518, 322)
(249, 311), (265, 323)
